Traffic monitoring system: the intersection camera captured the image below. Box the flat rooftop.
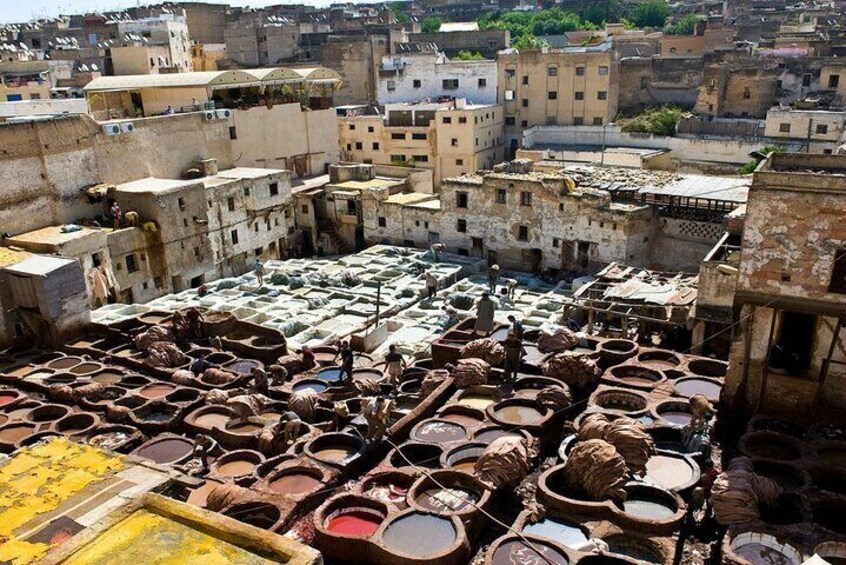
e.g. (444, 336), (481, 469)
(216, 167), (285, 180)
(6, 226), (105, 248)
(114, 177), (199, 194)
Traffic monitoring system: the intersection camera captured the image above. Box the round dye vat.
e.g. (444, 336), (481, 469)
(313, 447), (353, 462)
(92, 371), (124, 385)
(609, 365), (663, 387)
(637, 351), (680, 371)
(0, 393), (19, 407)
(458, 394), (497, 410)
(216, 459), (257, 477)
(605, 536), (663, 563)
(325, 509), (383, 537)
(474, 428), (523, 444)
(352, 370), (382, 382)
(139, 384), (176, 400)
(88, 430), (132, 450)
(381, 512), (457, 558)
(0, 423), (36, 442)
(0, 414), (7, 426)
(415, 487), (479, 513)
(622, 494), (676, 520)
(226, 421), (263, 434)
(412, 421), (467, 444)
(229, 360), (262, 375)
(3, 405), (35, 420)
(660, 410), (693, 426)
(269, 472), (322, 494)
(292, 380), (328, 394)
(522, 519), (588, 548)
(674, 378), (721, 402)
(135, 437), (194, 464)
(46, 357), (82, 370)
(141, 409), (177, 423)
(224, 502), (280, 529)
(186, 480), (218, 508)
(492, 404), (544, 425)
(491, 539), (569, 565)
(734, 544), (797, 565)
(258, 411), (282, 423)
(70, 362), (101, 375)
(440, 412), (483, 427)
(818, 447), (846, 468)
(317, 368), (343, 383)
(193, 411), (231, 429)
(644, 455), (696, 491)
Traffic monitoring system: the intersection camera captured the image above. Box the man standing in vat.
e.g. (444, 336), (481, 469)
(507, 314), (524, 340)
(423, 270), (438, 299)
(336, 341), (356, 384)
(487, 264), (501, 294)
(384, 345), (407, 386)
(502, 331), (526, 384)
(253, 259), (266, 287)
(474, 292), (496, 335)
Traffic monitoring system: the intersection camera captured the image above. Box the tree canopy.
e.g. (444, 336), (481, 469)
(421, 16), (442, 33)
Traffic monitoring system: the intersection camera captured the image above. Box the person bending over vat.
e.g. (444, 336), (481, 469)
(384, 345), (407, 386)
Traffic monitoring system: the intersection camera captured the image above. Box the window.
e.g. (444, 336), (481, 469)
(443, 79), (459, 90)
(574, 117), (584, 125)
(378, 216), (386, 227)
(803, 73), (812, 87)
(575, 91), (584, 101)
(346, 143), (352, 151)
(576, 66), (585, 76)
(391, 132), (406, 140)
(125, 254), (138, 273)
(521, 120), (528, 127)
(349, 124), (355, 131)
(254, 247), (263, 256)
(478, 78), (487, 88)
(520, 191), (532, 206)
(522, 75), (529, 85)
(640, 77), (648, 89)
(597, 91), (607, 100)
(816, 124), (829, 135)
(413, 155), (429, 162)
(373, 142), (380, 150)
(347, 200), (357, 214)
(355, 142), (363, 150)
(831, 248), (846, 293)
(505, 68), (516, 78)
(387, 80), (396, 91)
(413, 79), (422, 88)
(496, 188), (507, 203)
(301, 204), (309, 214)
(505, 116), (516, 126)
(456, 192), (468, 208)
(824, 149), (833, 154)
(546, 116), (558, 126)
(518, 225), (529, 241)
(505, 90), (515, 101)
(154, 276), (164, 289)
(522, 99), (529, 108)
(443, 117), (452, 124)
(456, 159), (464, 166)
(593, 117), (603, 125)
(548, 91), (558, 100)
(743, 87), (751, 100)
(244, 187), (250, 197)
(598, 66), (609, 75)
(779, 123), (791, 133)
(670, 47), (677, 54)
(459, 117), (467, 124)
(177, 197), (186, 211)
(829, 75), (840, 88)
(451, 138), (459, 147)
(548, 66), (558, 76)
(229, 126), (237, 139)
(269, 182), (279, 196)
(368, 126), (374, 133)
(457, 219), (467, 232)
(227, 197), (235, 211)
(391, 154), (406, 162)
(231, 229), (239, 244)
(412, 133), (427, 140)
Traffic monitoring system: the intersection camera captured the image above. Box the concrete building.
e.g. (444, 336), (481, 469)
(115, 14), (193, 73)
(695, 62), (779, 118)
(497, 43), (619, 156)
(377, 51), (498, 105)
(0, 49), (51, 101)
(338, 99), (504, 188)
(764, 105), (846, 153)
(724, 153), (846, 419)
(300, 33), (390, 106)
(407, 29), (510, 58)
(224, 16), (301, 67)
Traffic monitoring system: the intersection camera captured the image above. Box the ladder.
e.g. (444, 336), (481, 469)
(812, 314), (846, 421)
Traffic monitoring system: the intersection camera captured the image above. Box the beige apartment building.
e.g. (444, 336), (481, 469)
(497, 42), (619, 154)
(338, 100), (504, 188)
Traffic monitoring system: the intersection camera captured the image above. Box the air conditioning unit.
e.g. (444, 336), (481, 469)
(102, 123), (121, 135)
(203, 111), (216, 121)
(215, 109), (232, 119)
(119, 122), (135, 133)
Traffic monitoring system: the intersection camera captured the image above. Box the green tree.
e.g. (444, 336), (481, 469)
(664, 14), (704, 35)
(512, 34), (548, 50)
(629, 0), (670, 28)
(421, 16), (442, 33)
(453, 50), (485, 60)
(389, 2), (410, 24)
(580, 0), (626, 25)
(739, 145), (784, 173)
(619, 106), (684, 136)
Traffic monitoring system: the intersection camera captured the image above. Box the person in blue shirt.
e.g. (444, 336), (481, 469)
(507, 314), (524, 340)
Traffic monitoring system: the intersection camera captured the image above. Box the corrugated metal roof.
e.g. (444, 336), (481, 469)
(83, 70), (259, 91)
(638, 174), (750, 203)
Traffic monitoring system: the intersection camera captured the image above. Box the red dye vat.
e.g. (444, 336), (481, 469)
(326, 510), (382, 537)
(0, 394), (16, 407)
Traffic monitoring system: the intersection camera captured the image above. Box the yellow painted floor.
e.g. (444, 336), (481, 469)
(62, 509), (277, 565)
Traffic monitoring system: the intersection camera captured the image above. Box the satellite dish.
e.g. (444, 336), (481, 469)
(91, 63), (99, 71)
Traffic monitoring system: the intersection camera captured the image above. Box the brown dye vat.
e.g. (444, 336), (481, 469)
(687, 358), (728, 378)
(439, 412), (484, 427)
(226, 420), (264, 433)
(215, 457), (259, 477)
(136, 436), (194, 465)
(70, 362), (101, 375)
(119, 375), (151, 388)
(492, 403), (545, 425)
(521, 344), (546, 366)
(644, 454), (697, 491)
(673, 377), (722, 402)
(257, 411), (283, 423)
(445, 443), (486, 472)
(390, 443), (444, 469)
(269, 470), (323, 494)
(55, 413), (99, 435)
(138, 383), (177, 399)
(352, 369), (383, 382)
(594, 389), (648, 414)
(4, 364), (37, 377)
(3, 402), (40, 420)
(608, 365), (663, 387)
(193, 411), (232, 429)
(186, 479), (221, 508)
(637, 350), (680, 370)
(380, 512), (458, 559)
(473, 427), (525, 444)
(112, 346), (141, 359)
(655, 401), (694, 426)
(0, 414), (7, 426)
(92, 370), (125, 385)
(46, 357), (83, 370)
(44, 373), (76, 386)
(411, 420), (468, 444)
(0, 422), (36, 443)
(224, 502), (281, 530)
(27, 404), (71, 423)
(139, 312), (171, 325)
(227, 359), (263, 375)
(457, 393), (498, 410)
(490, 538), (570, 565)
(314, 447), (353, 462)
